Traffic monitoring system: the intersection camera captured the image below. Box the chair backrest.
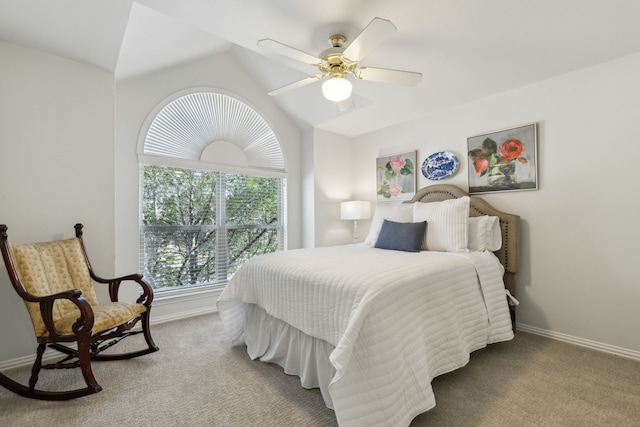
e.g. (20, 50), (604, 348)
(9, 238), (99, 337)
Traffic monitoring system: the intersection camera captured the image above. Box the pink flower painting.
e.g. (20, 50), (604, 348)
(376, 151), (416, 200)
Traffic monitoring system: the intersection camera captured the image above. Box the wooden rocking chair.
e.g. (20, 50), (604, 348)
(0, 224), (159, 400)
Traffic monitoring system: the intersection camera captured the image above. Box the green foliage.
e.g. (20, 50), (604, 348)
(482, 137), (498, 154)
(400, 158), (414, 176)
(142, 166), (282, 289)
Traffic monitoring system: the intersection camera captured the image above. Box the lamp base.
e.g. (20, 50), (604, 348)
(352, 220), (359, 243)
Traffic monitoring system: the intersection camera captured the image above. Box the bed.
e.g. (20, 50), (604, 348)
(217, 184), (520, 427)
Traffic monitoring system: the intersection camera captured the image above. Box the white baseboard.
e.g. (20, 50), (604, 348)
(517, 323), (640, 361)
(0, 306), (220, 371)
(0, 353), (51, 371)
(151, 305), (218, 325)
(4, 315), (636, 371)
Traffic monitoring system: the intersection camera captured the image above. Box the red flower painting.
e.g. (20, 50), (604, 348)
(469, 137), (528, 186)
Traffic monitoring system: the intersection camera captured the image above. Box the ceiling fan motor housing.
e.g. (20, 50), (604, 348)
(319, 36), (357, 79)
(329, 35), (346, 47)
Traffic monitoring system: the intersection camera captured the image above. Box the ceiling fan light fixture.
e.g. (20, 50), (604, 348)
(259, 18), (421, 103)
(322, 76), (352, 102)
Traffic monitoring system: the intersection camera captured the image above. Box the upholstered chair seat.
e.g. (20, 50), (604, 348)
(0, 224), (159, 400)
(47, 301), (148, 337)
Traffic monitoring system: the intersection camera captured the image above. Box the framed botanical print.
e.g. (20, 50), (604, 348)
(376, 151), (416, 200)
(468, 123), (538, 194)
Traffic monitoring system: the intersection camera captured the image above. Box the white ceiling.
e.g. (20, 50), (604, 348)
(2, 0), (640, 137)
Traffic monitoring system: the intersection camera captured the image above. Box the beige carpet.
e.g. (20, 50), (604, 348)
(0, 313), (638, 427)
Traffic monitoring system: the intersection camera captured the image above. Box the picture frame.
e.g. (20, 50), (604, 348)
(467, 123), (538, 194)
(376, 151), (416, 201)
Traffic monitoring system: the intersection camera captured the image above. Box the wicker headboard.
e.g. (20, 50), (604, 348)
(408, 184), (520, 310)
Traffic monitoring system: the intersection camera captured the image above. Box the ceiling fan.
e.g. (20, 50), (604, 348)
(257, 17), (422, 104)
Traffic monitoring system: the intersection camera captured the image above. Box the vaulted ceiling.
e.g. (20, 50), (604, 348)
(2, 0), (640, 137)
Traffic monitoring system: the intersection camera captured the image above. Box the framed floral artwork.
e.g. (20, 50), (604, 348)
(376, 151), (416, 200)
(467, 123), (538, 194)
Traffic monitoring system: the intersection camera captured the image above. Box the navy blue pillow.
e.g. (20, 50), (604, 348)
(374, 220), (427, 252)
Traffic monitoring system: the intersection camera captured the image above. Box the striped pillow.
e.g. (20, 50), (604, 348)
(413, 196), (470, 252)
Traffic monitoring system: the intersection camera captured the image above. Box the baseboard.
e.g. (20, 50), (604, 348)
(516, 323), (640, 362)
(6, 314), (635, 371)
(0, 353), (51, 371)
(151, 305), (218, 325)
(0, 306), (219, 372)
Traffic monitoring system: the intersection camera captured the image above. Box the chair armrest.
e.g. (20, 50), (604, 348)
(90, 272), (154, 307)
(74, 224), (154, 307)
(28, 290), (95, 338)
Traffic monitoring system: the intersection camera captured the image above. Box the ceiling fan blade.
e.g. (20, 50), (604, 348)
(356, 67), (422, 86)
(342, 17), (397, 61)
(267, 75), (323, 96)
(257, 39), (321, 66)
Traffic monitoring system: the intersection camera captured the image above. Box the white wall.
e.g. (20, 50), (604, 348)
(321, 53), (639, 355)
(311, 129), (360, 246)
(301, 128), (316, 248)
(0, 43), (302, 365)
(1, 35), (637, 365)
(115, 51), (302, 320)
(0, 41), (116, 361)
(310, 131), (422, 248)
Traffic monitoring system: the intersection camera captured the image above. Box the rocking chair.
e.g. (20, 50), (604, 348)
(0, 224), (159, 400)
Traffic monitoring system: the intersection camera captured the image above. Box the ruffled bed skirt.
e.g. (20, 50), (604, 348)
(245, 303), (336, 408)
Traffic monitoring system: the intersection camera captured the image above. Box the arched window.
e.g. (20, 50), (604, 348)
(138, 91), (287, 292)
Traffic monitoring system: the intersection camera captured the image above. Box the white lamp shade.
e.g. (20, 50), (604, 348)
(322, 77), (353, 102)
(340, 201), (371, 220)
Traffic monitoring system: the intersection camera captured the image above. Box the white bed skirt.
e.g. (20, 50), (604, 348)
(245, 303), (337, 408)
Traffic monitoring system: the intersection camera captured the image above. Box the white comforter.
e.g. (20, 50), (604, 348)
(217, 245), (514, 427)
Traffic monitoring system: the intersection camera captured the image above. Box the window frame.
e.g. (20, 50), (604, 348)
(136, 89), (287, 297)
(139, 165), (287, 295)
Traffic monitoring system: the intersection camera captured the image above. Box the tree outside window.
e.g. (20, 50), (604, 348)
(141, 165), (285, 291)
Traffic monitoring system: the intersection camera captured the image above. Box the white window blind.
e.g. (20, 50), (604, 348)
(138, 91), (287, 292)
(141, 166), (285, 290)
(142, 92), (285, 173)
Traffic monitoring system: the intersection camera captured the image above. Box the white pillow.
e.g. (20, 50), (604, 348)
(364, 203), (414, 246)
(413, 196), (470, 252)
(468, 215), (502, 252)
(486, 217), (502, 251)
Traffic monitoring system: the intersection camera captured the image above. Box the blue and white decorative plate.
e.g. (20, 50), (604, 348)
(422, 151), (459, 181)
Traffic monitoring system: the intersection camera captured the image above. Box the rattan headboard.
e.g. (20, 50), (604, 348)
(408, 184), (520, 304)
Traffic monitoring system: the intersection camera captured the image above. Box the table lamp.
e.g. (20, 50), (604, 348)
(340, 200), (371, 243)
